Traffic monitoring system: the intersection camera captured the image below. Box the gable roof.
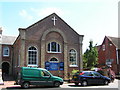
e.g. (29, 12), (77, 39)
(107, 36), (120, 49)
(2, 35), (17, 45)
(25, 13), (81, 36)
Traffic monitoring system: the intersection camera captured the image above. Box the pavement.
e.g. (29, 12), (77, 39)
(0, 81), (16, 88)
(0, 75), (20, 89)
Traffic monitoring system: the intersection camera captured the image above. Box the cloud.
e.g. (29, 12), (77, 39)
(19, 7), (65, 23)
(19, 9), (33, 21)
(31, 7), (64, 17)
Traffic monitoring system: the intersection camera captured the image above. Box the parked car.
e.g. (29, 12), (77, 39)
(96, 67), (115, 82)
(15, 67), (63, 88)
(71, 71), (111, 86)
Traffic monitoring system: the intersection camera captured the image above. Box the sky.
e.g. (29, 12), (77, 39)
(0, 0), (119, 52)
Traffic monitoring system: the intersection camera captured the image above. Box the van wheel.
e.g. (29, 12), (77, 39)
(21, 82), (29, 89)
(54, 81), (60, 87)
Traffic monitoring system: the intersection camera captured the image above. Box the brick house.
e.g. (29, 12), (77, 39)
(98, 36), (120, 75)
(1, 13), (84, 80)
(0, 29), (16, 75)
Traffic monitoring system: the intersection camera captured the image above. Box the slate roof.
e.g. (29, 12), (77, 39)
(1, 35), (17, 45)
(107, 36), (120, 49)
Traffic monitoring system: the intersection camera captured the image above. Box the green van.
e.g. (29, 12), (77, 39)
(15, 67), (64, 88)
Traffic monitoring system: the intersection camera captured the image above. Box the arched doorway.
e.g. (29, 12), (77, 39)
(49, 58), (59, 71)
(2, 62), (10, 75)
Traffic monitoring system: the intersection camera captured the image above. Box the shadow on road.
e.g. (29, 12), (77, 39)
(68, 84), (107, 87)
(2, 86), (61, 90)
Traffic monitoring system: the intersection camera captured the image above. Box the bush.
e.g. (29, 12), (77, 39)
(71, 69), (79, 75)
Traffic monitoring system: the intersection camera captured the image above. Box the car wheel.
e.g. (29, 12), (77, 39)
(21, 82), (30, 89)
(54, 81), (60, 87)
(81, 81), (88, 86)
(104, 80), (109, 85)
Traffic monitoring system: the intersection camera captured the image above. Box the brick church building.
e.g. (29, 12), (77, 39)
(0, 13), (84, 80)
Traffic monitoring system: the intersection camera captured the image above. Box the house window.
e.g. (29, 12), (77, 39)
(106, 59), (114, 65)
(102, 45), (105, 51)
(28, 46), (37, 66)
(3, 47), (9, 57)
(69, 49), (77, 67)
(48, 42), (61, 53)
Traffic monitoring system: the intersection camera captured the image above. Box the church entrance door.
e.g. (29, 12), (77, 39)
(2, 62), (10, 75)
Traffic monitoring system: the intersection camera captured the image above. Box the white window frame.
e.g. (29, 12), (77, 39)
(3, 47), (9, 57)
(47, 42), (61, 53)
(69, 49), (78, 67)
(28, 46), (38, 67)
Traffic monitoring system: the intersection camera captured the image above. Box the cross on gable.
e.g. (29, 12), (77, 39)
(52, 16), (57, 26)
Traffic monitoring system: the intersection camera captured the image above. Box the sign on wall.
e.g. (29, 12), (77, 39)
(45, 62), (64, 71)
(59, 62), (64, 71)
(49, 63), (59, 71)
(45, 61), (50, 70)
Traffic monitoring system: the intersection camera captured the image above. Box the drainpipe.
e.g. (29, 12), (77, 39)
(116, 48), (119, 74)
(79, 35), (84, 71)
(116, 48), (119, 65)
(0, 28), (2, 69)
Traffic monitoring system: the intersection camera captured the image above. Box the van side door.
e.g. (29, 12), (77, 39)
(38, 70), (53, 86)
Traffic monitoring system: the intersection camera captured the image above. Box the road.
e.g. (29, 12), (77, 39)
(0, 79), (119, 90)
(62, 79), (119, 88)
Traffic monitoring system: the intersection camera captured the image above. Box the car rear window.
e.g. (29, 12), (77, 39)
(80, 72), (90, 76)
(93, 72), (101, 76)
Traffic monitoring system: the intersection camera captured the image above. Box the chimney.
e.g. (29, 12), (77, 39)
(0, 27), (2, 35)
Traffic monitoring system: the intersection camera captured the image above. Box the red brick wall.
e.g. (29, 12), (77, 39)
(98, 36), (118, 74)
(13, 37), (21, 76)
(2, 45), (13, 63)
(13, 13), (82, 78)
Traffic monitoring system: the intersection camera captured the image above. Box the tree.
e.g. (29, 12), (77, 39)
(83, 40), (98, 69)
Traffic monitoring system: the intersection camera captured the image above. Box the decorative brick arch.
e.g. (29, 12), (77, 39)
(41, 28), (67, 43)
(40, 28), (68, 80)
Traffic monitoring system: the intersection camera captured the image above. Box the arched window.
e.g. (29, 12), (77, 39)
(48, 42), (61, 53)
(28, 46), (37, 66)
(3, 47), (9, 57)
(69, 49), (77, 67)
(50, 58), (59, 63)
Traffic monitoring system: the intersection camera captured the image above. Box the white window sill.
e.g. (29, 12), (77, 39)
(47, 51), (61, 53)
(27, 65), (38, 67)
(69, 65), (78, 67)
(3, 55), (9, 57)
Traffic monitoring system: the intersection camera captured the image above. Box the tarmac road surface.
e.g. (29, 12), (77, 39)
(0, 79), (119, 90)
